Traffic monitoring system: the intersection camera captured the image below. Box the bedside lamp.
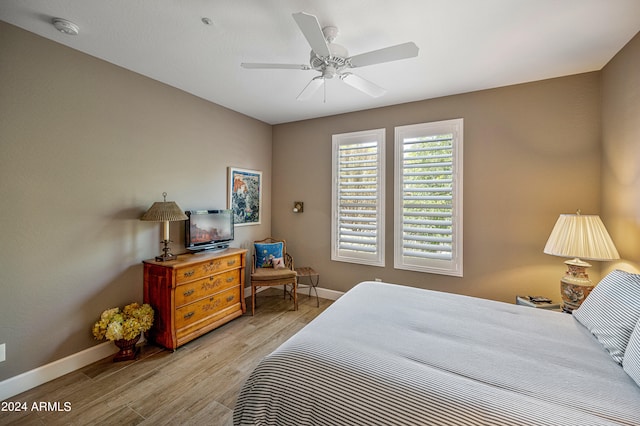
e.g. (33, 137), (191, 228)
(543, 210), (619, 313)
(141, 192), (188, 261)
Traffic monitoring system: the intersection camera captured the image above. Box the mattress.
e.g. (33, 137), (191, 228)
(234, 281), (640, 425)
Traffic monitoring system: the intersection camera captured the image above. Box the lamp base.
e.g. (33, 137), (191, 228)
(155, 253), (178, 262)
(560, 258), (593, 313)
(155, 239), (177, 262)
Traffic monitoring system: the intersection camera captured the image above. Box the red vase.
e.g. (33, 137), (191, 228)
(113, 335), (140, 362)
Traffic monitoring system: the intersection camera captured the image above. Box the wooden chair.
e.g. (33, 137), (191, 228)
(251, 237), (298, 315)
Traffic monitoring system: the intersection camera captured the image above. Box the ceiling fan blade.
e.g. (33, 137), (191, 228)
(348, 42), (419, 68)
(292, 12), (331, 58)
(341, 73), (386, 97)
(297, 76), (324, 101)
(241, 63), (310, 70)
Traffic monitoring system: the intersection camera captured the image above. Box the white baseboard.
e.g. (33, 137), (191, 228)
(0, 341), (117, 401)
(246, 285), (344, 301)
(297, 285), (343, 301)
(2, 287), (343, 401)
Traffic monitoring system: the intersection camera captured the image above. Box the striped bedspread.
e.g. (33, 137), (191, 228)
(233, 281), (640, 425)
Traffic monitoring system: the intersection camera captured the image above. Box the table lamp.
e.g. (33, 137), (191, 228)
(543, 210), (619, 312)
(141, 192), (188, 261)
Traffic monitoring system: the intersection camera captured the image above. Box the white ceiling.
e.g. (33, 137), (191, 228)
(2, 0), (640, 125)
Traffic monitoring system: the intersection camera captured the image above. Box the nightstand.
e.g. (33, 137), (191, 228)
(516, 296), (561, 311)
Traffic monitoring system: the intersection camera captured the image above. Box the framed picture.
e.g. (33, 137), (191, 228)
(228, 167), (262, 226)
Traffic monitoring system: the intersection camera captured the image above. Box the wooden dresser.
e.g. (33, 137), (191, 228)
(143, 248), (247, 350)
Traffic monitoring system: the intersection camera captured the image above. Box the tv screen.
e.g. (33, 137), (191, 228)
(185, 210), (234, 252)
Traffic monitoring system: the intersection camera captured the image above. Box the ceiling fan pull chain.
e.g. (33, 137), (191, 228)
(324, 79), (327, 103)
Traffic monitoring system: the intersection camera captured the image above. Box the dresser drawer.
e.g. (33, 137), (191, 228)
(175, 254), (242, 284)
(175, 286), (241, 330)
(175, 269), (240, 307)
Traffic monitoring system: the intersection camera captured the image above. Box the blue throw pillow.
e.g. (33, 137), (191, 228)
(255, 242), (283, 268)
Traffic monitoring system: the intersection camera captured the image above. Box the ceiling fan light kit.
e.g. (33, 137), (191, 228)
(241, 12), (419, 101)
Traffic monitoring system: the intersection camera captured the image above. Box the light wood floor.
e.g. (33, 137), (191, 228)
(2, 289), (332, 425)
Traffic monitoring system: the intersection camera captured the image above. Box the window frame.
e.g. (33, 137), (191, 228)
(393, 119), (463, 277)
(331, 128), (385, 267)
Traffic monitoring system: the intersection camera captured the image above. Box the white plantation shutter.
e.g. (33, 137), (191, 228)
(332, 129), (385, 266)
(394, 119), (463, 276)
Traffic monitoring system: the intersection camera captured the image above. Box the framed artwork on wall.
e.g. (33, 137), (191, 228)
(228, 167), (262, 226)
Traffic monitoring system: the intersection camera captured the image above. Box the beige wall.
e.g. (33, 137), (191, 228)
(273, 73), (603, 301)
(0, 22), (272, 381)
(602, 31), (640, 274)
(2, 17), (638, 386)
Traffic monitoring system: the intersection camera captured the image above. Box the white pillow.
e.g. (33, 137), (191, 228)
(272, 257), (286, 269)
(573, 269), (640, 364)
(623, 319), (640, 387)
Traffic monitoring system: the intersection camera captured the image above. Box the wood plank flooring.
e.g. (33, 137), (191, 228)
(1, 289), (333, 425)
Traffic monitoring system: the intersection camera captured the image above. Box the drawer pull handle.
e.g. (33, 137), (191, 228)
(184, 312), (194, 320)
(183, 289), (195, 297)
(183, 270), (195, 278)
(226, 277), (234, 283)
(227, 259), (236, 266)
(226, 295), (235, 302)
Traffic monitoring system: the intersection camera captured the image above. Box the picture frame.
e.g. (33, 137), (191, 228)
(228, 167), (262, 226)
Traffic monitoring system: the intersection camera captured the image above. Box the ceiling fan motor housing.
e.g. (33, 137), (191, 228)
(310, 42), (348, 76)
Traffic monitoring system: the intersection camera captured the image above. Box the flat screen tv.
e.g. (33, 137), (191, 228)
(185, 209), (234, 252)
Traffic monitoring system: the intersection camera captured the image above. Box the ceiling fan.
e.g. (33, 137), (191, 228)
(241, 12), (419, 100)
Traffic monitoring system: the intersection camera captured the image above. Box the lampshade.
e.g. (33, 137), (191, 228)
(141, 192), (188, 262)
(141, 198), (188, 222)
(543, 213), (619, 261)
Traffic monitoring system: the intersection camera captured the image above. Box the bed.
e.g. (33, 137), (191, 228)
(233, 280), (640, 425)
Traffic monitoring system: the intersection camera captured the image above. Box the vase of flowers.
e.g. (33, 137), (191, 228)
(92, 302), (154, 362)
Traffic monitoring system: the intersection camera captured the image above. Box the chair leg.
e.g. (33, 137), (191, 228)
(252, 284), (256, 316)
(293, 279), (298, 311)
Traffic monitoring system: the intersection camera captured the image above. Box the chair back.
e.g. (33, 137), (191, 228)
(253, 237), (287, 271)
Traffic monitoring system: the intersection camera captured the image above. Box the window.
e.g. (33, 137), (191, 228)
(331, 129), (385, 266)
(394, 119), (463, 276)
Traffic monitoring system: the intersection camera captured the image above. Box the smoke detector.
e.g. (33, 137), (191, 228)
(52, 18), (79, 35)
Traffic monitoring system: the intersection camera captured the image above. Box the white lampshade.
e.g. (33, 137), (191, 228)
(543, 213), (619, 261)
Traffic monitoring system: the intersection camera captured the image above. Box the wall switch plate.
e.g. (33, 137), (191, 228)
(0, 343), (5, 362)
